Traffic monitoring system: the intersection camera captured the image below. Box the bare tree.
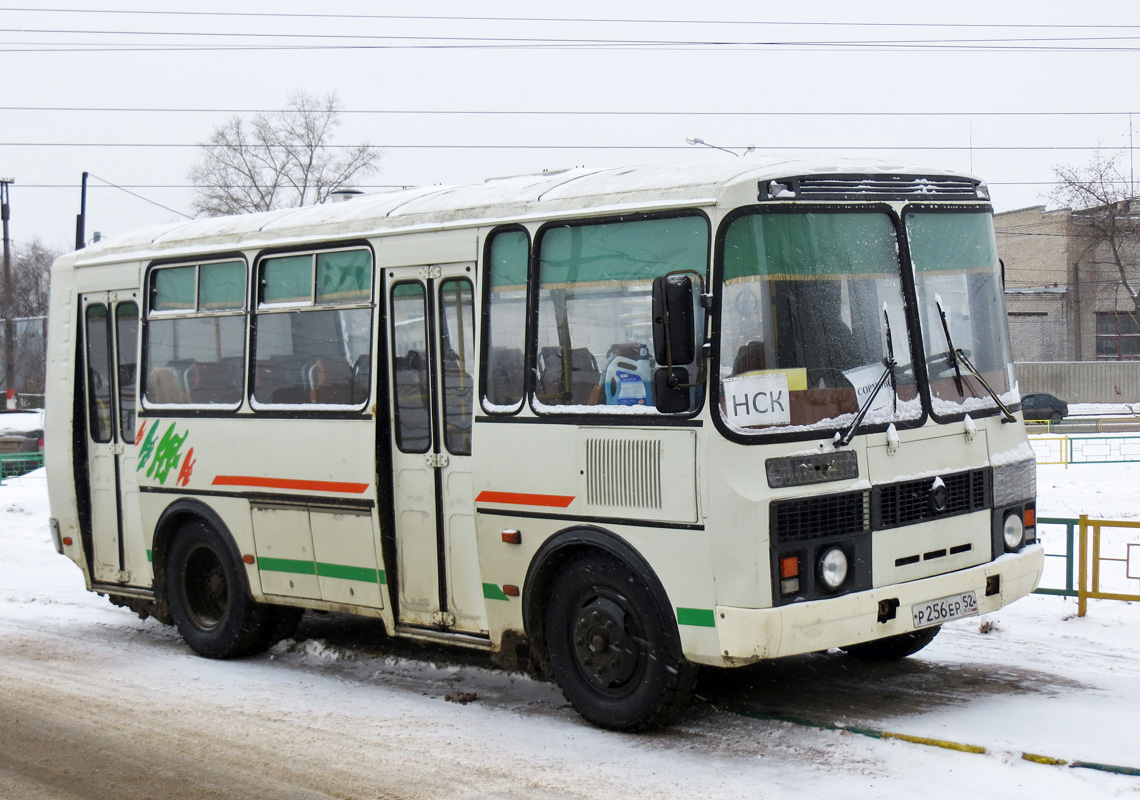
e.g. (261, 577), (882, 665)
(0, 239), (58, 397)
(1052, 149), (1140, 326)
(187, 91), (380, 217)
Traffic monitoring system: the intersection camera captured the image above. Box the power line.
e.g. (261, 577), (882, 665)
(0, 142), (1123, 152)
(86, 173), (193, 219)
(3, 8), (1140, 31)
(8, 26), (1140, 47)
(1, 106), (1138, 118)
(6, 41), (1140, 55)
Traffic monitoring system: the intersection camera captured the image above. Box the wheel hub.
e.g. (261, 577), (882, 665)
(571, 596), (639, 689)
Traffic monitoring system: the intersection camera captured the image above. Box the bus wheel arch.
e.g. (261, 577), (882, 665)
(522, 527), (698, 730)
(151, 499), (246, 625)
(154, 499), (302, 658)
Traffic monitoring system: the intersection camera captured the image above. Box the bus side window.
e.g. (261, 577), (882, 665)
(439, 278), (474, 455)
(391, 283), (431, 453)
(482, 228), (528, 412)
(252, 250), (372, 409)
(84, 304), (114, 443)
(115, 302), (139, 442)
(144, 261), (246, 408)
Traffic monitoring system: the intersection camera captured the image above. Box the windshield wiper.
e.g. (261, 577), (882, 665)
(836, 304), (897, 447)
(934, 295), (1016, 423)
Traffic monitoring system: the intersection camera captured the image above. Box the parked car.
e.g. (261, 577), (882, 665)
(1021, 393), (1069, 421)
(0, 410), (44, 454)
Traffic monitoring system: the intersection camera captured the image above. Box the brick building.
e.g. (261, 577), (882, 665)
(995, 204), (1140, 363)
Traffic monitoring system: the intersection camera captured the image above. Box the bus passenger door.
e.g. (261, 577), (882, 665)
(80, 292), (140, 585)
(385, 266), (485, 634)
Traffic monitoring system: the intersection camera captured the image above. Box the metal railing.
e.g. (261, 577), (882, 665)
(1034, 515), (1140, 615)
(1028, 433), (1140, 467)
(0, 452), (44, 483)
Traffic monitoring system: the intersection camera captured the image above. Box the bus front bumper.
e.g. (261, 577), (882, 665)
(712, 544), (1044, 666)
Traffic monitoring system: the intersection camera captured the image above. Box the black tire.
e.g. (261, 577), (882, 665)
(841, 625), (941, 661)
(167, 520), (270, 659)
(1051, 411), (1063, 422)
(544, 552), (698, 731)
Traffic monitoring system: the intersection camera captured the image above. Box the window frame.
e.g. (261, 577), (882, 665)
(141, 256), (249, 413)
(1095, 311), (1140, 361)
(710, 202), (930, 446)
(525, 209), (712, 421)
(250, 244), (376, 414)
(479, 225), (532, 416)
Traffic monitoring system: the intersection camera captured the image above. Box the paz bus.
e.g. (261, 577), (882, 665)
(45, 159), (1043, 730)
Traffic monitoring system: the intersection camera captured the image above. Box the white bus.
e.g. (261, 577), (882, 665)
(45, 159), (1043, 730)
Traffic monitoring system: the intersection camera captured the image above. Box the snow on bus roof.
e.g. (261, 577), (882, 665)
(71, 157), (975, 265)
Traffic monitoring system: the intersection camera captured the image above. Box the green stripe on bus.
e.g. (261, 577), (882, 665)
(316, 562), (380, 584)
(483, 583), (510, 601)
(256, 557), (387, 585)
(676, 607), (716, 628)
(146, 550), (153, 563)
(257, 557), (317, 576)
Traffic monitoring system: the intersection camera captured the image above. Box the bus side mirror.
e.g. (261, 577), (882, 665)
(652, 274), (695, 366)
(654, 367), (690, 413)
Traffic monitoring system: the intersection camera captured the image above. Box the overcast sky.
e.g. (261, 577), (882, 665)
(4, 0), (1140, 254)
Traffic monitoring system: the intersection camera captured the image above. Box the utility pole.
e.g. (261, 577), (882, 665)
(1, 178), (13, 407)
(75, 171), (88, 251)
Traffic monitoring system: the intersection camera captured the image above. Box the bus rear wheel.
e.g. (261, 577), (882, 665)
(841, 625), (941, 661)
(168, 521), (274, 659)
(544, 552), (698, 731)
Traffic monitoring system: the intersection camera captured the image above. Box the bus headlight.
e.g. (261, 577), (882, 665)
(1003, 512), (1025, 552)
(818, 547), (849, 591)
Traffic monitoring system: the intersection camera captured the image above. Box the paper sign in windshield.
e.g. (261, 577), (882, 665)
(843, 364), (893, 415)
(723, 373), (791, 426)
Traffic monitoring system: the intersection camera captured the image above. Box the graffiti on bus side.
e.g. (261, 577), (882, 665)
(135, 421), (196, 487)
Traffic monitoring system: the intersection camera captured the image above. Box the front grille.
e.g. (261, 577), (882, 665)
(771, 490), (871, 544)
(763, 174), (983, 202)
(876, 468), (991, 530)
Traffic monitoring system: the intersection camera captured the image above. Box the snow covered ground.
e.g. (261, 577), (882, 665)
(3, 460), (1140, 798)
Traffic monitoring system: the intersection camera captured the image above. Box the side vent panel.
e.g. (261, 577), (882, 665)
(586, 438), (662, 509)
(579, 429), (698, 523)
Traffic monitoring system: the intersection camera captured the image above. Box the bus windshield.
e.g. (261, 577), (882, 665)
(905, 210), (1016, 417)
(717, 210), (920, 434)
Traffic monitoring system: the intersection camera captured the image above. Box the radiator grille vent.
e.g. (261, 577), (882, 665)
(771, 491), (871, 544)
(877, 469), (991, 529)
(766, 174), (983, 202)
(585, 438), (663, 509)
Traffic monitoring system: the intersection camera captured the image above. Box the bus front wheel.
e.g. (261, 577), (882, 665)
(544, 552), (698, 731)
(167, 521), (276, 659)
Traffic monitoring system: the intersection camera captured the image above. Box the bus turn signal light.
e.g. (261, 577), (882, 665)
(243, 554), (256, 565)
(501, 530), (522, 545)
(503, 584), (520, 597)
(779, 555), (800, 594)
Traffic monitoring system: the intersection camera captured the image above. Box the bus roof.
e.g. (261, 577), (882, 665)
(69, 157), (980, 267)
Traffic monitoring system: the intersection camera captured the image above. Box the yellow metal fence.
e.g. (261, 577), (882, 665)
(1036, 515), (1140, 616)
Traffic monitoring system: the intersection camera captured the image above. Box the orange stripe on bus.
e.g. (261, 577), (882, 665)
(476, 491), (575, 508)
(212, 475), (370, 494)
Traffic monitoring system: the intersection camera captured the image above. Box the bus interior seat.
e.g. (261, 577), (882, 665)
(146, 366), (187, 404)
(732, 341), (768, 375)
(537, 346), (599, 405)
(185, 359), (242, 404)
(305, 357), (354, 404)
(486, 347), (524, 406)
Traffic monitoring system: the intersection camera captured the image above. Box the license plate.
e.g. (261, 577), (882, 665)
(911, 591), (979, 629)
